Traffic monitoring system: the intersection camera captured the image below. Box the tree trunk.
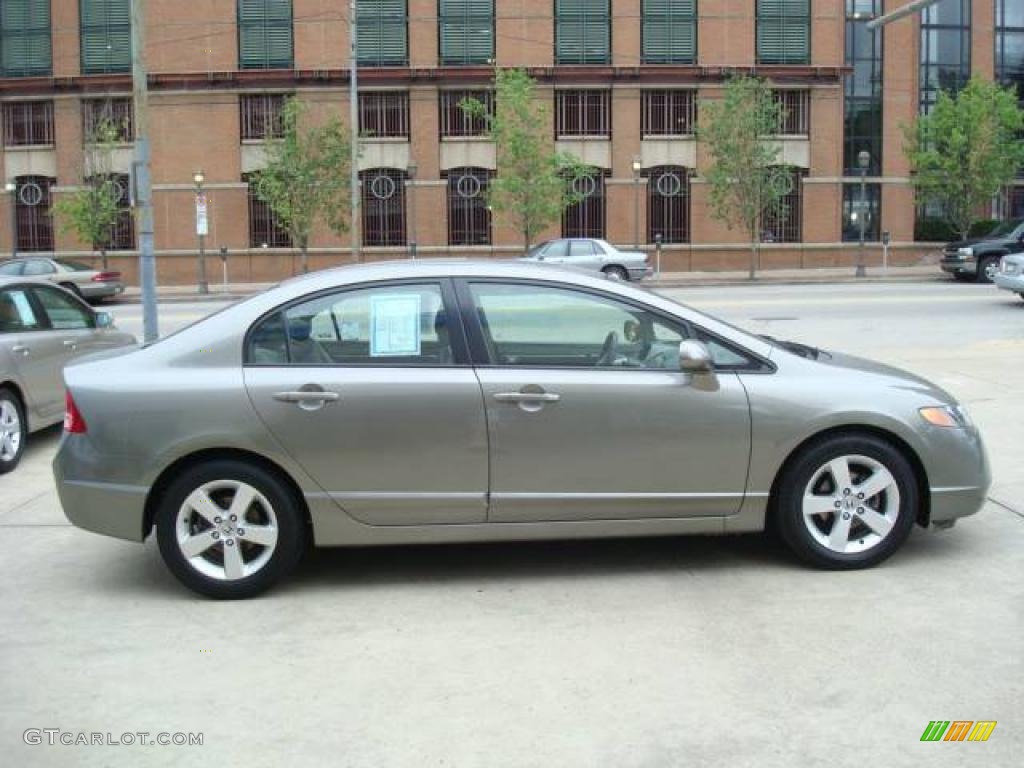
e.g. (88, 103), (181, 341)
(300, 240), (309, 274)
(100, 248), (108, 271)
(748, 219), (759, 281)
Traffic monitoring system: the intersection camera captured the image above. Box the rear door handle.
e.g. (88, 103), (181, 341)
(11, 345), (30, 356)
(272, 390), (340, 404)
(63, 339), (78, 349)
(493, 392), (561, 404)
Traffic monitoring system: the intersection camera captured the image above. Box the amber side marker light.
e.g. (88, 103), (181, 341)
(919, 406), (960, 428)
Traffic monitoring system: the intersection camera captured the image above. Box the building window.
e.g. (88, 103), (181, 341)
(997, 0), (1024, 102)
(2, 101), (54, 147)
(238, 0), (293, 70)
(80, 0), (130, 74)
(845, 1), (883, 175)
(244, 173), (292, 248)
(555, 90), (611, 138)
(0, 0), (51, 77)
(562, 170), (606, 238)
(439, 0), (493, 65)
(361, 168), (407, 246)
(445, 167), (492, 245)
(555, 0), (610, 65)
(773, 90), (810, 135)
(642, 0), (696, 63)
(646, 166), (690, 244)
(919, 0), (971, 113)
(756, 0), (810, 65)
(842, 182), (881, 242)
(357, 0), (408, 67)
(440, 90), (492, 138)
(359, 92), (410, 138)
(641, 90), (696, 136)
(240, 94), (287, 140)
(761, 169), (804, 243)
(82, 98), (134, 142)
(13, 176), (55, 252)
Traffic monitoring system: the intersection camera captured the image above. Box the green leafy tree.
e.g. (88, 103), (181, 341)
(461, 68), (593, 249)
(53, 120), (123, 270)
(255, 98), (354, 272)
(904, 76), (1024, 241)
(699, 76), (794, 280)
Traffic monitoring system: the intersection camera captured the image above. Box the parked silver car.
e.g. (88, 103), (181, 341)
(0, 277), (135, 473)
(55, 261), (989, 598)
(0, 257), (125, 302)
(521, 238), (651, 281)
(993, 253), (1024, 300)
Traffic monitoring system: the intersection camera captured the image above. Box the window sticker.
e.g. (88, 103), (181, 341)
(370, 294), (421, 357)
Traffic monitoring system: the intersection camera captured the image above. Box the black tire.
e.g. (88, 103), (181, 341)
(60, 282), (83, 298)
(773, 433), (918, 570)
(156, 460), (307, 599)
(602, 265), (630, 282)
(0, 387), (27, 474)
(1019, 293), (1024, 302)
(975, 256), (998, 284)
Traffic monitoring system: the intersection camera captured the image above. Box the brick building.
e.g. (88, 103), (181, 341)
(0, 1), (1022, 284)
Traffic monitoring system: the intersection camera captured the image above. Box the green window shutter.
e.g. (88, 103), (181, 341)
(439, 0), (494, 65)
(556, 0), (610, 65)
(80, 0), (131, 75)
(238, 0), (294, 70)
(356, 0), (408, 67)
(1, 0), (52, 77)
(643, 0), (696, 64)
(757, 0), (810, 65)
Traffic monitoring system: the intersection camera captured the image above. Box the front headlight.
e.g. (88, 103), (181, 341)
(957, 246), (974, 258)
(920, 405), (972, 428)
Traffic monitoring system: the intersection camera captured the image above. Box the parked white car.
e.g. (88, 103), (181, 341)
(520, 239), (652, 281)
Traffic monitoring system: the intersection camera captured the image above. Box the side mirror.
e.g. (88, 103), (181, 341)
(95, 311), (114, 329)
(679, 340), (713, 374)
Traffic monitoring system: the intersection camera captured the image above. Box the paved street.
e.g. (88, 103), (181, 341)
(2, 280), (1022, 767)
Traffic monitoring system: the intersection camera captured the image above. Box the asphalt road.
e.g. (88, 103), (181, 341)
(1, 280), (1021, 767)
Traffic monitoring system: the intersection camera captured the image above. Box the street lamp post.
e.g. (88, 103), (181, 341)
(406, 162), (418, 260)
(631, 156), (642, 250)
(4, 182), (15, 259)
(856, 150), (870, 278)
(193, 170), (209, 293)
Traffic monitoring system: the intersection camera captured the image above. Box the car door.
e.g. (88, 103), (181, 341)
(29, 285), (107, 357)
(243, 279), (490, 526)
(21, 259), (58, 286)
(0, 285), (66, 423)
(459, 279), (753, 523)
(566, 240), (603, 272)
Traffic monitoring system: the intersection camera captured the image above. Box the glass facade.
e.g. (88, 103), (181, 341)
(919, 0), (971, 113)
(844, 0), (882, 175)
(996, 0), (1024, 101)
(842, 182), (881, 242)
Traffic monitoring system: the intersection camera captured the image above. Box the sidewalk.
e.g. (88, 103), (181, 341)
(117, 264), (944, 303)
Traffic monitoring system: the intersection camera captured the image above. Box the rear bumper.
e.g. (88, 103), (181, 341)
(993, 271), (1024, 293)
(79, 282), (125, 299)
(629, 266), (654, 281)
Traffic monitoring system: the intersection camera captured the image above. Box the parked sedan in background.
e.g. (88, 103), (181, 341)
(0, 277), (135, 473)
(55, 261), (989, 599)
(0, 257), (124, 302)
(521, 238), (651, 281)
(993, 253), (1024, 300)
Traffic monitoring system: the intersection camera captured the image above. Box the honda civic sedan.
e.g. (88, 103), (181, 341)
(54, 261), (990, 598)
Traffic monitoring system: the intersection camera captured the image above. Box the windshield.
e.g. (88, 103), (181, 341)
(983, 219), (1023, 238)
(56, 259), (95, 272)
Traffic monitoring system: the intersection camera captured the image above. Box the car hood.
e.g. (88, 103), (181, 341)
(946, 236), (1015, 250)
(814, 349), (957, 406)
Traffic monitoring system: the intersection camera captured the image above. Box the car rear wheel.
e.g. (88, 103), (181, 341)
(976, 257), (999, 284)
(156, 460), (307, 599)
(773, 434), (918, 570)
(602, 265), (630, 281)
(0, 387), (26, 474)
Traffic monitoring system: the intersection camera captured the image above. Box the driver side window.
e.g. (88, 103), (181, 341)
(469, 283), (688, 369)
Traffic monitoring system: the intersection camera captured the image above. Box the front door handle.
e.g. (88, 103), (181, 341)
(493, 392), (561, 404)
(272, 390), (340, 404)
(63, 339), (78, 349)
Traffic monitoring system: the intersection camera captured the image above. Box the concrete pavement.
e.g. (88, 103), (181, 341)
(1, 281), (1021, 767)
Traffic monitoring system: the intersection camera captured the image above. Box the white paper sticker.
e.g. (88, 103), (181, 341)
(370, 294), (421, 357)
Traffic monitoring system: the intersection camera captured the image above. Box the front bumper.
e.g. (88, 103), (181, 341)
(923, 424), (991, 524)
(993, 270), (1024, 293)
(940, 255), (976, 275)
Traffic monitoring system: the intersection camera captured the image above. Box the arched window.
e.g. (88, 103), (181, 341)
(14, 175), (54, 252)
(562, 169), (606, 239)
(444, 167), (492, 246)
(645, 165), (690, 244)
(360, 168), (407, 247)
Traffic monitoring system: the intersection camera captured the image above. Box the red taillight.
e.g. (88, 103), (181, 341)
(64, 391), (87, 434)
(92, 271), (121, 282)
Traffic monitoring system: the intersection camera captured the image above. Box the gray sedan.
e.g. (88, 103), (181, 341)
(521, 238), (652, 281)
(0, 277), (135, 473)
(0, 257), (125, 302)
(54, 261), (990, 598)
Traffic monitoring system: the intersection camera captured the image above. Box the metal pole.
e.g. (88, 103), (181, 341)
(349, 0), (360, 262)
(195, 176), (208, 294)
(655, 233), (663, 278)
(856, 166), (867, 278)
(633, 176), (640, 250)
(6, 184), (15, 259)
(131, 0), (158, 342)
(407, 165), (418, 260)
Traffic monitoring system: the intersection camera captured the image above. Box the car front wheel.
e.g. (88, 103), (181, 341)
(0, 387), (26, 474)
(773, 434), (918, 569)
(976, 257), (999, 284)
(156, 460), (307, 598)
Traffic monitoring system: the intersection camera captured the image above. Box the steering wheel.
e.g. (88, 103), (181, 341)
(596, 331), (620, 367)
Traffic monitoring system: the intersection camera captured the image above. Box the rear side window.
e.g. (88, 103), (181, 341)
(247, 283), (456, 366)
(0, 289), (42, 332)
(570, 241), (597, 256)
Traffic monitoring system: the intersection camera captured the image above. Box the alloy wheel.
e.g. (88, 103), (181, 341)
(0, 399), (22, 463)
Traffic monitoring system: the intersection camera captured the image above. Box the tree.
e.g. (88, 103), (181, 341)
(461, 68), (593, 249)
(255, 98), (354, 272)
(53, 119), (124, 270)
(699, 76), (794, 280)
(904, 76), (1024, 241)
